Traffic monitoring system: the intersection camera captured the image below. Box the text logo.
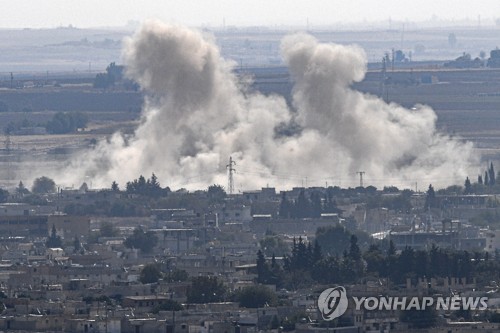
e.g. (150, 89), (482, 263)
(318, 286), (348, 320)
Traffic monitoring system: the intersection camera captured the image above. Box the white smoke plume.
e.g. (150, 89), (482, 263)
(58, 21), (478, 190)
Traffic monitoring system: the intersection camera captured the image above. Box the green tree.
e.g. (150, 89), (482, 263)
(140, 264), (162, 284)
(73, 236), (82, 253)
(124, 226), (158, 253)
(32, 176), (56, 194)
(187, 276), (226, 303)
(363, 244), (387, 276)
(278, 192), (292, 218)
(111, 181), (119, 192)
(152, 299), (183, 313)
(164, 269), (189, 282)
(489, 162), (496, 186)
(0, 188), (8, 203)
(294, 189), (310, 218)
(424, 184), (436, 209)
(46, 112), (88, 134)
(16, 181), (29, 196)
(311, 256), (340, 284)
(207, 184), (226, 203)
(348, 235), (362, 261)
(126, 174), (167, 197)
(259, 236), (289, 257)
(46, 224), (62, 248)
(270, 315), (280, 329)
(315, 225), (356, 256)
(310, 191), (323, 217)
(464, 177), (473, 194)
(237, 285), (277, 308)
(256, 250), (271, 284)
(400, 301), (438, 328)
(100, 222), (118, 237)
(93, 62), (124, 89)
(93, 73), (110, 89)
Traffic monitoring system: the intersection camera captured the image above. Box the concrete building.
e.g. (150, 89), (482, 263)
(48, 214), (91, 239)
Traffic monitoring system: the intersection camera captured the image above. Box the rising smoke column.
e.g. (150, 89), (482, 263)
(281, 33), (478, 186)
(57, 21), (478, 190)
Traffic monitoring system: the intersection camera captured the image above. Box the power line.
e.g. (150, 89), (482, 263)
(226, 156), (236, 195)
(357, 171), (365, 187)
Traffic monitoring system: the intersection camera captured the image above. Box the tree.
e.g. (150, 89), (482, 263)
(464, 177), (473, 194)
(187, 276), (226, 303)
(310, 191), (323, 217)
(0, 188), (8, 203)
(207, 184), (226, 203)
(126, 174), (167, 197)
(278, 192), (292, 218)
(387, 240), (396, 256)
(424, 184), (436, 209)
(93, 73), (110, 89)
(256, 250), (271, 284)
(111, 181), (119, 192)
(93, 62), (124, 89)
(46, 224), (62, 248)
(152, 299), (183, 313)
(489, 162), (496, 186)
(312, 240), (323, 265)
(259, 236), (290, 257)
(140, 264), (162, 284)
(16, 181), (29, 196)
(32, 176), (56, 194)
(124, 226), (158, 253)
(237, 285), (277, 308)
(363, 244), (387, 276)
(164, 269), (189, 282)
(45, 112), (88, 134)
(73, 236), (82, 253)
(348, 235), (362, 261)
(480, 50), (486, 61)
(478, 174), (483, 185)
(294, 189), (310, 218)
(400, 301), (438, 328)
(100, 222), (118, 237)
(315, 225), (354, 256)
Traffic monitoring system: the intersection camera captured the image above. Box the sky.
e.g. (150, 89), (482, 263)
(1, 0), (499, 29)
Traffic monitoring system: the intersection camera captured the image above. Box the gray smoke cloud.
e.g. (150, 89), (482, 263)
(57, 21), (479, 190)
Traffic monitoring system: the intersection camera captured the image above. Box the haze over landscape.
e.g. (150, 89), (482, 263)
(1, 4), (500, 333)
(1, 0), (500, 29)
(0, 2), (500, 190)
(54, 21), (478, 190)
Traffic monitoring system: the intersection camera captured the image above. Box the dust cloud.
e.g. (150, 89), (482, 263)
(56, 21), (478, 191)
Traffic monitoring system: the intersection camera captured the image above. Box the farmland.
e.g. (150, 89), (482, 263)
(1, 65), (500, 188)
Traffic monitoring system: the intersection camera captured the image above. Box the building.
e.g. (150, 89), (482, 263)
(48, 214), (91, 239)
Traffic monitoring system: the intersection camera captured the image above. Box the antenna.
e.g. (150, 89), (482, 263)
(5, 134), (12, 184)
(226, 156), (236, 195)
(356, 171), (365, 187)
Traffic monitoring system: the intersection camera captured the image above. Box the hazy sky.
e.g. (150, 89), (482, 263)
(1, 0), (499, 28)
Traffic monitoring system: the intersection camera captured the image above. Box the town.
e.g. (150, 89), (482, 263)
(1, 10), (500, 332)
(0, 170), (497, 332)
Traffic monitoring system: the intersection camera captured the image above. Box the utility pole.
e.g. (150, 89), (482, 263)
(357, 171), (365, 187)
(226, 156), (236, 195)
